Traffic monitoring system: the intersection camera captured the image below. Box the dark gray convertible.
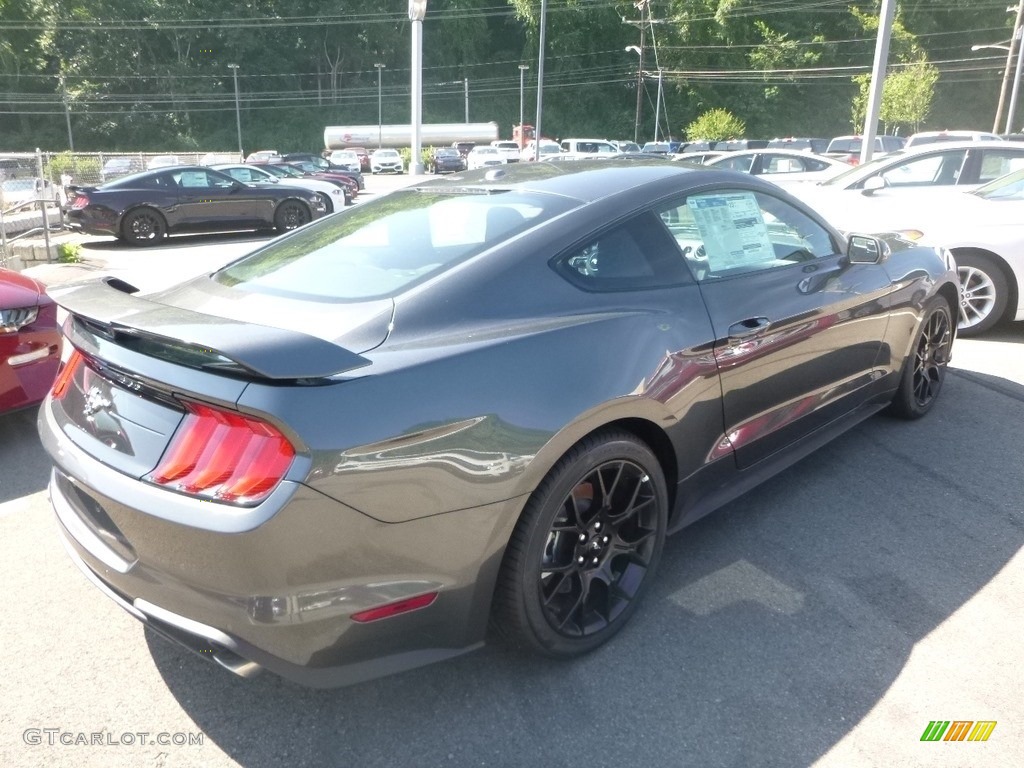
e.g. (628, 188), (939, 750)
(39, 160), (959, 687)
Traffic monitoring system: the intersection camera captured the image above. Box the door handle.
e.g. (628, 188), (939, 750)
(728, 317), (770, 339)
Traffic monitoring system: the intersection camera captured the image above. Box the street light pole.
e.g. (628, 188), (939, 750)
(227, 63), (242, 160)
(654, 68), (664, 143)
(464, 77), (469, 123)
(374, 63), (386, 149)
(533, 0), (548, 161)
(409, 0), (427, 175)
(518, 64), (529, 146)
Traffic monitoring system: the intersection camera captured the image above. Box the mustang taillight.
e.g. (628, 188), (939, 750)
(51, 350), (84, 400)
(71, 194), (89, 209)
(148, 402), (295, 505)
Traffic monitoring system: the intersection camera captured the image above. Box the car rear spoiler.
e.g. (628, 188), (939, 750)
(51, 277), (371, 381)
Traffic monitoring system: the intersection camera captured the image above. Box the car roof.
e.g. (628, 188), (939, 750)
(707, 148), (837, 160)
(401, 157), (773, 206)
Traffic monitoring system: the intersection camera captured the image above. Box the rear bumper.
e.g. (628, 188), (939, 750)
(40, 399), (522, 687)
(66, 209), (118, 237)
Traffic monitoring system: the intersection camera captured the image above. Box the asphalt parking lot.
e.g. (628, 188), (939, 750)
(1, 172), (1021, 768)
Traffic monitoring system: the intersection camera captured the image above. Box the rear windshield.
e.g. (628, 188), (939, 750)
(213, 188), (577, 301)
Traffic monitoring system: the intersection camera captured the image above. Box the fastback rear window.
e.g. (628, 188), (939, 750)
(213, 188), (576, 301)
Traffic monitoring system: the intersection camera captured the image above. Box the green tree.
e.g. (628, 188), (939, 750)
(851, 58), (939, 134)
(684, 108), (745, 141)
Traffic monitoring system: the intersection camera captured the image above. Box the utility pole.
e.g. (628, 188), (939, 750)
(994, 3), (1024, 132)
(628, 1), (650, 144)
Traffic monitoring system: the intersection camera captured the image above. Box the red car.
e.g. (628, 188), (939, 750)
(252, 162), (359, 200)
(351, 147), (371, 172)
(281, 161), (361, 197)
(1, 269), (62, 413)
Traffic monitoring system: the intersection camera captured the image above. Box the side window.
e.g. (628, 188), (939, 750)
(555, 212), (692, 291)
(224, 168), (251, 183)
(764, 154), (808, 173)
(137, 173), (176, 190)
(177, 170), (213, 188)
(656, 189), (837, 280)
(715, 155), (755, 173)
(977, 150), (1024, 183)
(877, 151), (966, 187)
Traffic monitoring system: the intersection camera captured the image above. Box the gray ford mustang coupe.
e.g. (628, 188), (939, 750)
(39, 160), (959, 687)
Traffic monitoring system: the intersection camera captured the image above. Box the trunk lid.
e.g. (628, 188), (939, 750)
(46, 277), (378, 478)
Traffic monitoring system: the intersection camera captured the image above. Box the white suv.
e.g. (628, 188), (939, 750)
(557, 139), (620, 161)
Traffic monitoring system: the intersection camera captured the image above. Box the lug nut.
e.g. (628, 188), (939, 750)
(594, 522), (602, 531)
(577, 556), (585, 564)
(592, 557), (599, 565)
(602, 536), (609, 544)
(579, 533), (587, 542)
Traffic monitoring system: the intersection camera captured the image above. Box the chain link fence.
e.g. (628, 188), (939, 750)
(1, 150), (242, 242)
(1, 150), (243, 193)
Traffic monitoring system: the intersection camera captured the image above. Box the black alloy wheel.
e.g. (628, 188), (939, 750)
(494, 430), (667, 657)
(274, 200), (311, 232)
(121, 207), (167, 246)
(888, 297), (953, 419)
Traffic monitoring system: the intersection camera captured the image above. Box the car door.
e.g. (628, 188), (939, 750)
(655, 186), (894, 469)
(173, 168), (264, 230)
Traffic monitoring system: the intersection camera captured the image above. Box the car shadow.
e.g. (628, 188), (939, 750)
(0, 406), (51, 503)
(979, 322), (1024, 344)
(148, 369), (1024, 767)
(78, 230), (275, 252)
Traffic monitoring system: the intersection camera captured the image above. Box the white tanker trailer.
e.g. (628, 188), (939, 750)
(324, 122), (499, 149)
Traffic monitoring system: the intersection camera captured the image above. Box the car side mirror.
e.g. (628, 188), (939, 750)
(861, 176), (886, 196)
(847, 233), (888, 264)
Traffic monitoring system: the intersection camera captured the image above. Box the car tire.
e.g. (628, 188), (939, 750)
(316, 193), (334, 215)
(273, 200), (311, 232)
(492, 430), (667, 658)
(120, 207), (167, 247)
(955, 251), (1009, 336)
(887, 296), (954, 420)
